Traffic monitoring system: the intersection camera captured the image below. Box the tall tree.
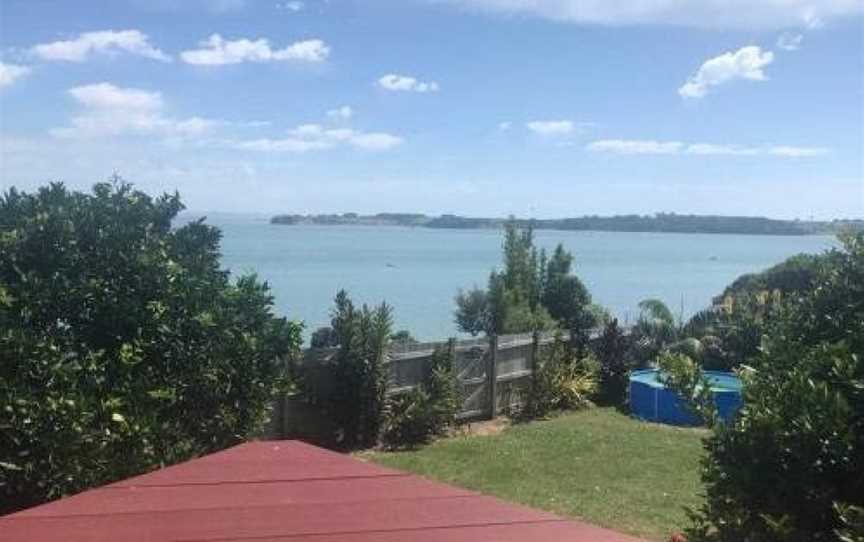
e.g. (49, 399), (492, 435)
(542, 244), (593, 330)
(454, 219), (597, 336)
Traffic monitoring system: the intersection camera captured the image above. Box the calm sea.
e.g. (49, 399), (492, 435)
(187, 213), (835, 341)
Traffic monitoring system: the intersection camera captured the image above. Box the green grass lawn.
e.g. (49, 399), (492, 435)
(366, 407), (706, 541)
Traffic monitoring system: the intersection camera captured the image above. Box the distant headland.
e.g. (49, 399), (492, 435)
(269, 212), (862, 236)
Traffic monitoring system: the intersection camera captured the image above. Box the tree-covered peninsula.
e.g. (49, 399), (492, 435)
(270, 212), (862, 236)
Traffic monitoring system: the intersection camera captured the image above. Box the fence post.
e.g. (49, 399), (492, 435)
(488, 334), (498, 420)
(531, 330), (540, 373)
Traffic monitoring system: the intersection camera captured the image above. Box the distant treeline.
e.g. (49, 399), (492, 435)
(271, 212), (429, 227)
(270, 212), (863, 236)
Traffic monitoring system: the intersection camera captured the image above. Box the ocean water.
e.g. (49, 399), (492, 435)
(191, 214), (835, 341)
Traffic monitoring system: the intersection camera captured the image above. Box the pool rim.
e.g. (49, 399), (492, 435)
(629, 368), (742, 393)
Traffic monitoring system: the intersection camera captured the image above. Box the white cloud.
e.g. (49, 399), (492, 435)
(68, 82), (163, 110)
(231, 120), (272, 128)
(526, 120), (575, 137)
(777, 32), (804, 51)
(32, 30), (170, 62)
(277, 1), (305, 11)
(377, 74), (439, 93)
(234, 123), (402, 153)
(434, 1), (863, 29)
(498, 121), (512, 131)
(686, 143), (760, 156)
(587, 139), (831, 157)
(587, 139), (683, 154)
(326, 106), (353, 120)
(180, 34), (329, 65)
(0, 62), (31, 88)
(678, 46), (774, 99)
(52, 83), (219, 139)
(348, 132), (404, 151)
(769, 145), (831, 157)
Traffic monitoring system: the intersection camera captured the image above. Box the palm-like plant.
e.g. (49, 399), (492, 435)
(631, 299), (679, 364)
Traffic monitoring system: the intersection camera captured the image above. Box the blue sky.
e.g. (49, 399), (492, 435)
(0, 0), (862, 219)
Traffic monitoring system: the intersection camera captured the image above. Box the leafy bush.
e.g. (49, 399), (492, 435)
(454, 287), (491, 336)
(656, 352), (717, 425)
(715, 253), (825, 303)
(630, 298), (679, 362)
(382, 389), (437, 447)
(526, 335), (598, 418)
(309, 326), (339, 348)
(835, 504), (864, 542)
(382, 347), (459, 448)
(685, 231), (864, 542)
(0, 182), (301, 514)
(595, 318), (633, 406)
(303, 290), (393, 449)
(680, 292), (781, 371)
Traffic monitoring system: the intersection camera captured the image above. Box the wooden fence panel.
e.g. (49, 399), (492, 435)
(453, 341), (491, 420)
(278, 328), (621, 439)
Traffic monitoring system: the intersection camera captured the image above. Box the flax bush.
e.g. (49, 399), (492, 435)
(525, 334), (598, 418)
(382, 347), (459, 448)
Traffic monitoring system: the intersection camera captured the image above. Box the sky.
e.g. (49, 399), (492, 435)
(0, 0), (862, 219)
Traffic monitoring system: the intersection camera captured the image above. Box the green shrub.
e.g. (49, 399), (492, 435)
(685, 231), (864, 541)
(303, 290), (393, 449)
(0, 181), (301, 514)
(595, 318), (633, 406)
(526, 335), (598, 418)
(309, 326), (338, 348)
(681, 293), (780, 372)
(382, 347), (459, 448)
(621, 298), (681, 370)
(836, 504), (864, 542)
(656, 352), (717, 425)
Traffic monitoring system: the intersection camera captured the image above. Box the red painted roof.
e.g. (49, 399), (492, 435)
(1, 440), (645, 541)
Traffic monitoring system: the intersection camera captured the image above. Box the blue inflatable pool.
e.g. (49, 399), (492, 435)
(629, 369), (742, 426)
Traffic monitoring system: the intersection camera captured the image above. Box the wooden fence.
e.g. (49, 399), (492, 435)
(386, 331), (568, 420)
(268, 330), (597, 440)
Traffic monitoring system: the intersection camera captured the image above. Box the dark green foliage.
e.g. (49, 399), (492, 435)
(686, 231), (864, 542)
(715, 253), (825, 303)
(525, 334), (598, 418)
(680, 250), (839, 372)
(313, 290), (393, 449)
(454, 287), (490, 336)
(542, 245), (595, 330)
(595, 318), (633, 405)
(681, 293), (782, 371)
(454, 220), (595, 336)
(381, 390), (436, 447)
(390, 329), (418, 345)
(629, 298), (679, 364)
(656, 352), (717, 425)
(382, 347), (458, 448)
(310, 326), (339, 348)
(0, 181), (301, 514)
(835, 504), (864, 542)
